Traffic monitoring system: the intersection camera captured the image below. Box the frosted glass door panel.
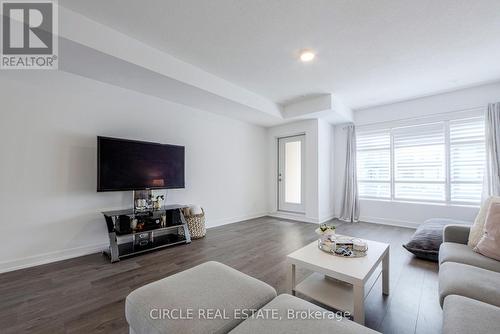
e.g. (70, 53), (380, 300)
(285, 141), (302, 204)
(278, 135), (305, 213)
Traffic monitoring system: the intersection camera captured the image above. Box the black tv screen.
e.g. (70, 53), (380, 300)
(97, 136), (185, 191)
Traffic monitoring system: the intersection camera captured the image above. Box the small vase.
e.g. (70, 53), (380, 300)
(130, 218), (138, 230)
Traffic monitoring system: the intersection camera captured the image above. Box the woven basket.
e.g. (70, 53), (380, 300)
(180, 208), (206, 239)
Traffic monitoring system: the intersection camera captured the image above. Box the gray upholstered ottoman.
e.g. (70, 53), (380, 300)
(125, 261), (277, 334)
(229, 294), (379, 334)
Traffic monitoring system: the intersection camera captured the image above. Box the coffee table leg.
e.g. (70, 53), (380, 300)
(289, 263), (296, 296)
(353, 285), (365, 325)
(382, 249), (390, 295)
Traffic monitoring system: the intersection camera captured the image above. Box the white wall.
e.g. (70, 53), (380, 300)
(318, 120), (335, 221)
(354, 82), (500, 125)
(0, 71), (269, 273)
(335, 82), (500, 227)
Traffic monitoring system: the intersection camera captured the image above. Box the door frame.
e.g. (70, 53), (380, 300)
(277, 134), (306, 213)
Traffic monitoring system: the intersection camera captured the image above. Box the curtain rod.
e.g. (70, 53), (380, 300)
(354, 105), (486, 129)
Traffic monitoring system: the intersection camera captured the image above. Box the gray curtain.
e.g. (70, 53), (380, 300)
(484, 103), (500, 197)
(340, 124), (360, 222)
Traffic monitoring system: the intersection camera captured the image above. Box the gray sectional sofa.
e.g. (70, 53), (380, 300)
(439, 225), (500, 334)
(126, 261), (379, 334)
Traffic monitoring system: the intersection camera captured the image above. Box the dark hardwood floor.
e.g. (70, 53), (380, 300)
(0, 217), (441, 334)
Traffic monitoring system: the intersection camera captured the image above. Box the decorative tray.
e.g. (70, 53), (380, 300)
(318, 242), (367, 257)
(317, 237), (368, 258)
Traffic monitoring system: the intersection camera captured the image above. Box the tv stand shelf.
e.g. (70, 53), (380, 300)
(102, 204), (191, 262)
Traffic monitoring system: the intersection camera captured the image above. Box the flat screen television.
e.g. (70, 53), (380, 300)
(97, 136), (185, 191)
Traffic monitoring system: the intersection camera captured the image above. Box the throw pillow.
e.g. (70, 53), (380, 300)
(468, 196), (500, 248)
(474, 201), (500, 261)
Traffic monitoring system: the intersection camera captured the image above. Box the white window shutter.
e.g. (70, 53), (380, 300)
(449, 117), (485, 203)
(393, 123), (446, 201)
(356, 131), (391, 198)
(356, 117), (485, 204)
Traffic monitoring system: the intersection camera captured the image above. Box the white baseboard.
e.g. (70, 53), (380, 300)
(359, 215), (420, 229)
(0, 242), (108, 274)
(268, 212), (320, 224)
(267, 212), (336, 224)
(268, 212), (312, 223)
(206, 212), (269, 228)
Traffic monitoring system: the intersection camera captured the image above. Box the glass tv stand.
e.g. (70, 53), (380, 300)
(102, 204), (191, 262)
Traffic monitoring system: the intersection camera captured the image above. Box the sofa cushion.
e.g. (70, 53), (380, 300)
(229, 294), (379, 334)
(475, 201), (500, 261)
(403, 219), (467, 261)
(125, 261), (277, 334)
(443, 295), (500, 334)
(439, 262), (500, 307)
(439, 242), (500, 273)
(469, 196), (500, 248)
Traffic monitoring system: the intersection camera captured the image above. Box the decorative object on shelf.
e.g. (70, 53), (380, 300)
(353, 238), (369, 252)
(179, 207), (206, 239)
(334, 236), (354, 249)
(319, 238), (335, 252)
(335, 246), (354, 257)
(318, 234), (368, 258)
(130, 218), (138, 231)
(135, 198), (148, 210)
(152, 195), (165, 210)
(133, 189), (153, 211)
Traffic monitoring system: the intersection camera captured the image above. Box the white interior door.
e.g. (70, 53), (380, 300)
(278, 135), (305, 213)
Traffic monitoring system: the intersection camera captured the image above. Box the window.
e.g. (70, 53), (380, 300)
(357, 117), (485, 205)
(393, 123), (446, 201)
(449, 118), (485, 203)
(357, 131), (391, 198)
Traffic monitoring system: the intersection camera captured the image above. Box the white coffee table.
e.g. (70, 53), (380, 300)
(287, 238), (389, 325)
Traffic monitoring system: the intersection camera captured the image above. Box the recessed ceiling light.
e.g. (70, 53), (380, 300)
(299, 49), (315, 62)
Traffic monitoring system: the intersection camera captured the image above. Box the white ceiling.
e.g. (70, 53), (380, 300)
(61, 0), (500, 110)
